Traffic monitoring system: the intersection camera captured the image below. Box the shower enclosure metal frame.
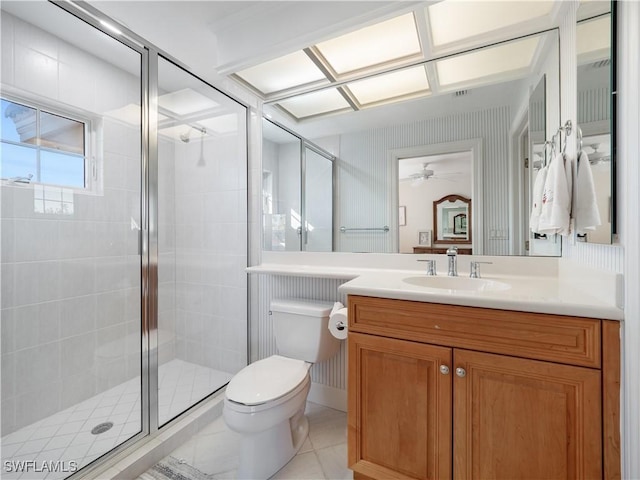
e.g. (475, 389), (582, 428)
(48, 1), (251, 477)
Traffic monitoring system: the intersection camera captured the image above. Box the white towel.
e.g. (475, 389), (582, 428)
(538, 153), (571, 236)
(574, 151), (602, 232)
(529, 166), (547, 234)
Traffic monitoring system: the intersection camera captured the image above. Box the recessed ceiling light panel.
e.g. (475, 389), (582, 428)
(436, 36), (539, 87)
(428, 1), (554, 46)
(236, 51), (328, 95)
(347, 66), (430, 106)
(576, 16), (610, 60)
(158, 88), (220, 116)
(277, 88), (352, 119)
(315, 13), (421, 75)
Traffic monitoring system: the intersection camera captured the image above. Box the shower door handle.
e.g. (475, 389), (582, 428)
(131, 217), (142, 256)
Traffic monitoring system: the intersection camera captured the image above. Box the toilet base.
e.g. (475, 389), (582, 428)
(236, 406), (309, 479)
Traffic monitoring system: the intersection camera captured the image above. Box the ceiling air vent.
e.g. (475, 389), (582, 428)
(453, 90), (469, 98)
(591, 59), (611, 69)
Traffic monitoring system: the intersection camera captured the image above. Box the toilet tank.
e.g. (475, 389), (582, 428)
(270, 298), (342, 363)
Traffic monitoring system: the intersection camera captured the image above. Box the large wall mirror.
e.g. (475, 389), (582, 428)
(576, 1), (613, 244)
(257, 1), (615, 256)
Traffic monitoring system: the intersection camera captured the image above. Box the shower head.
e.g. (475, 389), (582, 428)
(179, 126), (207, 143)
(179, 130), (191, 143)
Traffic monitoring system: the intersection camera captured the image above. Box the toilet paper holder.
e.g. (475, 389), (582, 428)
(329, 302), (349, 340)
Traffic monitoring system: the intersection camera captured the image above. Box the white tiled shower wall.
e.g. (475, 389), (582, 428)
(158, 136), (178, 366)
(170, 129), (248, 375)
(1, 11), (143, 434)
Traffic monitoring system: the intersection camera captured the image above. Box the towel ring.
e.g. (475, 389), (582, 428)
(558, 120), (572, 155)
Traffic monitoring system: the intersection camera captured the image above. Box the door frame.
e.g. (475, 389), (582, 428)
(389, 139), (484, 254)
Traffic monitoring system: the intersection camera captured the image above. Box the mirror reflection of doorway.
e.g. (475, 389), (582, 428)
(398, 151), (472, 253)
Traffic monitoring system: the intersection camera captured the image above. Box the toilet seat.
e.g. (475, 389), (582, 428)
(225, 355), (310, 407)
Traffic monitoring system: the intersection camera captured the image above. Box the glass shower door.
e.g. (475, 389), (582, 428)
(303, 147), (333, 251)
(1, 2), (144, 477)
(155, 57), (248, 426)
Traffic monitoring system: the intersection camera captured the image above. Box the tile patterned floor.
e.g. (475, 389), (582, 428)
(139, 402), (352, 480)
(1, 359), (231, 480)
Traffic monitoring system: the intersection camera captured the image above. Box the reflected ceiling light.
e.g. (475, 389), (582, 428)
(277, 88), (351, 119)
(576, 16), (611, 59)
(436, 36), (539, 87)
(236, 51), (327, 95)
(427, 1), (554, 46)
(200, 114), (238, 135)
(315, 13), (421, 75)
(158, 88), (220, 116)
(104, 104), (168, 125)
(346, 66), (430, 106)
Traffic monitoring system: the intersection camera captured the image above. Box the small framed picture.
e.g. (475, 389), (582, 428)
(418, 230), (432, 246)
(399, 206), (406, 226)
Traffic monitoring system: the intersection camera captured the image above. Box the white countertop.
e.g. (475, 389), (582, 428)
(337, 270), (623, 320)
(247, 253), (624, 321)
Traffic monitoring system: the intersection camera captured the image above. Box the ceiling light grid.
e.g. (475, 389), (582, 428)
(234, 4), (559, 122)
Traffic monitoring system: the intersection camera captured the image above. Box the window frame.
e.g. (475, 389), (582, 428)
(1, 93), (99, 193)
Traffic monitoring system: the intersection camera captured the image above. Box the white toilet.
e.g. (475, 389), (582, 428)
(223, 298), (342, 479)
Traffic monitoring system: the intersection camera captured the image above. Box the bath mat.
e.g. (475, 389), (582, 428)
(139, 456), (210, 480)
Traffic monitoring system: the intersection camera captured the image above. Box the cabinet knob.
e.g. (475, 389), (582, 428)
(455, 367), (466, 378)
(439, 365), (450, 375)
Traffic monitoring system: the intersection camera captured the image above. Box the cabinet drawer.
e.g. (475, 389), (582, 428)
(348, 295), (601, 368)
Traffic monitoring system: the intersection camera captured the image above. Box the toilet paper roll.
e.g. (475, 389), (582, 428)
(329, 302), (348, 340)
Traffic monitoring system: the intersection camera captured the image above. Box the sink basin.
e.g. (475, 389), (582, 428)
(402, 275), (511, 292)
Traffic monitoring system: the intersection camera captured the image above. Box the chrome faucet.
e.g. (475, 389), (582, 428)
(470, 261), (493, 278)
(446, 246), (458, 276)
(417, 259), (437, 276)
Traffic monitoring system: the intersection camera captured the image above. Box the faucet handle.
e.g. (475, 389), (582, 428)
(469, 261), (493, 279)
(417, 259), (437, 276)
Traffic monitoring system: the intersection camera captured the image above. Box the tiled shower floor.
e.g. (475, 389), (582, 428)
(1, 359), (232, 480)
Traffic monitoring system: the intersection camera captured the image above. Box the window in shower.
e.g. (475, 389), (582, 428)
(0, 97), (93, 189)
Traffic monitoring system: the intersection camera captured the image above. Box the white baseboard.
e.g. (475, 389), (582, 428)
(308, 382), (347, 412)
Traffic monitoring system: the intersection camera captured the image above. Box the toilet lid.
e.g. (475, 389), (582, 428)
(226, 355), (310, 406)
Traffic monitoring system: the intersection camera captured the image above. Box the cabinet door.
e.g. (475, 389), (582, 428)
(348, 332), (452, 480)
(453, 349), (602, 480)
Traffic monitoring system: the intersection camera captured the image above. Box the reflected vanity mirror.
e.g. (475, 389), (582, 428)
(434, 195), (472, 245)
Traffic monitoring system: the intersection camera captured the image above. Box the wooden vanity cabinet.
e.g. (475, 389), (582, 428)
(347, 295), (621, 480)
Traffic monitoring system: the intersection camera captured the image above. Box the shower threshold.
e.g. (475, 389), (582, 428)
(1, 359), (232, 480)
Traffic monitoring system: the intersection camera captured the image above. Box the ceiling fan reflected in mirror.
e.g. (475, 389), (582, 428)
(407, 163), (462, 185)
(586, 143), (611, 165)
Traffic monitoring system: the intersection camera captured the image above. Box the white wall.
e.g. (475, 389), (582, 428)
(617, 4), (640, 476)
(1, 12), (142, 434)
